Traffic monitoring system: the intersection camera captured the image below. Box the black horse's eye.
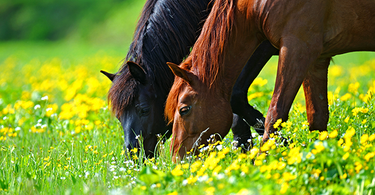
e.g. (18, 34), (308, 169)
(135, 104), (150, 117)
(179, 106), (191, 116)
(139, 107), (150, 116)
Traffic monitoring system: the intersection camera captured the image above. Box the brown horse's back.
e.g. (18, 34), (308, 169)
(255, 0), (375, 56)
(323, 0), (375, 54)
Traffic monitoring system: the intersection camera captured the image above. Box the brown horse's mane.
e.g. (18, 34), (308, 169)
(165, 0), (236, 123)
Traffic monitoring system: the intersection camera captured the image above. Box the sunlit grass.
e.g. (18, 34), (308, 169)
(1, 44), (375, 194)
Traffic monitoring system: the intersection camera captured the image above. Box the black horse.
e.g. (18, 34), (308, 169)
(101, 0), (278, 157)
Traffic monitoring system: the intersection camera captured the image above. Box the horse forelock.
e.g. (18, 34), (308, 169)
(108, 69), (139, 117)
(189, 0), (235, 89)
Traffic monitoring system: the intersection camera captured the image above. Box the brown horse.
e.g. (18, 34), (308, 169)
(165, 0), (375, 158)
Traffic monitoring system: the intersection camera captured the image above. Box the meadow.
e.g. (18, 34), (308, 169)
(1, 42), (375, 194)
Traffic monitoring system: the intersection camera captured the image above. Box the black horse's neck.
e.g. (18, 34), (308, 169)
(109, 0), (213, 116)
(124, 0), (212, 93)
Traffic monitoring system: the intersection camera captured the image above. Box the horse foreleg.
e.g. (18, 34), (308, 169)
(231, 40), (278, 135)
(302, 58), (330, 131)
(263, 37), (323, 142)
(231, 114), (253, 151)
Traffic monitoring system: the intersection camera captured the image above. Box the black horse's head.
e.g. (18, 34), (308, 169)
(101, 61), (171, 157)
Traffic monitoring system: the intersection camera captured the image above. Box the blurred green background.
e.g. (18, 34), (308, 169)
(0, 0), (146, 44)
(2, 0), (375, 80)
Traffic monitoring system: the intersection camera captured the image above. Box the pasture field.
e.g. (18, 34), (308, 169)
(1, 42), (375, 194)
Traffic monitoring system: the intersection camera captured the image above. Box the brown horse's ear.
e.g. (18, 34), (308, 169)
(100, 70), (116, 81)
(167, 62), (192, 84)
(127, 61), (147, 84)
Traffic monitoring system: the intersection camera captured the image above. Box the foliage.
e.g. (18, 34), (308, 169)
(0, 0), (145, 45)
(1, 44), (375, 194)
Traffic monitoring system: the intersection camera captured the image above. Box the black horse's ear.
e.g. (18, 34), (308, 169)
(127, 61), (147, 84)
(167, 62), (193, 84)
(100, 70), (116, 81)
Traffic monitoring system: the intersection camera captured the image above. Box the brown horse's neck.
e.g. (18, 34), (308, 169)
(215, 4), (263, 100)
(185, 0), (266, 100)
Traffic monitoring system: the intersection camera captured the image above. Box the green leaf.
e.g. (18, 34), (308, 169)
(138, 166), (165, 186)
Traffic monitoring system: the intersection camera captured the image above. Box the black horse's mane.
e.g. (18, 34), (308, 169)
(109, 0), (212, 116)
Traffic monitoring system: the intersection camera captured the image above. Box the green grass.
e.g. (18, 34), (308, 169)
(0, 42), (375, 194)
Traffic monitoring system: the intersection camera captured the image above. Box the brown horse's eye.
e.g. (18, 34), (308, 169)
(179, 106), (191, 116)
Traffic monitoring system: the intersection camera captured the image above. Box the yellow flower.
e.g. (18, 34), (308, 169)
(340, 173), (347, 179)
(280, 182), (289, 194)
(217, 147), (230, 159)
(282, 172), (297, 182)
(277, 161), (286, 170)
(204, 152), (220, 170)
(342, 152), (350, 160)
(301, 121), (310, 130)
(261, 139), (275, 152)
(248, 92), (264, 101)
(340, 93), (352, 101)
(352, 107), (369, 116)
(306, 152), (312, 159)
(328, 130), (338, 139)
(338, 138), (344, 146)
(355, 162), (363, 173)
(254, 159), (263, 166)
(260, 165), (268, 173)
(311, 169), (321, 178)
(46, 104), (58, 117)
(312, 142), (324, 155)
(287, 147), (302, 164)
(318, 131), (328, 141)
(95, 160), (103, 165)
(131, 148), (138, 154)
(205, 187), (215, 195)
(329, 65), (343, 77)
(186, 175), (198, 185)
(237, 188), (250, 195)
(273, 119), (283, 129)
(190, 161), (202, 173)
(225, 160), (240, 174)
(364, 152), (375, 162)
(344, 127), (355, 140)
(167, 191), (178, 195)
(344, 117), (350, 123)
(361, 134), (369, 144)
(212, 165), (222, 176)
(369, 134), (375, 142)
(182, 163), (189, 169)
(249, 147), (259, 159)
(348, 82), (360, 93)
(2, 104), (15, 115)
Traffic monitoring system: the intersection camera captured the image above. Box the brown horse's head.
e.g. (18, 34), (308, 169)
(165, 62), (233, 159)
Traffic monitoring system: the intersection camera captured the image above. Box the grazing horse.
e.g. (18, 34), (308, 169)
(166, 0), (375, 158)
(101, 0), (276, 157)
